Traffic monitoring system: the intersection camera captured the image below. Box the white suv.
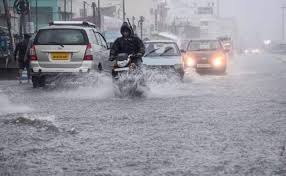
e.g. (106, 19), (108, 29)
(30, 21), (109, 88)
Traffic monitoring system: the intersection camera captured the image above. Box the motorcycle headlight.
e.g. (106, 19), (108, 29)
(117, 59), (130, 67)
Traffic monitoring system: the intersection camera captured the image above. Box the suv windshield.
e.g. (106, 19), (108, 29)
(34, 29), (88, 45)
(188, 40), (221, 51)
(144, 42), (180, 57)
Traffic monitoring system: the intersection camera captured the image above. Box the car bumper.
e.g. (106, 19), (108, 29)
(30, 61), (92, 75)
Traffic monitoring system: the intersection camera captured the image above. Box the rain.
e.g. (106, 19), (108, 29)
(0, 0), (286, 175)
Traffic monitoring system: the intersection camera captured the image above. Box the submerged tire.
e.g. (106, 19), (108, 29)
(32, 76), (39, 88)
(39, 76), (46, 87)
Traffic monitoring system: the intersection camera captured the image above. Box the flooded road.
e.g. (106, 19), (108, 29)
(0, 54), (286, 176)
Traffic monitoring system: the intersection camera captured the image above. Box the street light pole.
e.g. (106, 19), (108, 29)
(122, 0), (126, 22)
(64, 0), (67, 20)
(71, 0), (73, 19)
(217, 0), (220, 17)
(282, 7), (286, 41)
(98, 0), (101, 31)
(36, 0), (38, 31)
(83, 1), (87, 18)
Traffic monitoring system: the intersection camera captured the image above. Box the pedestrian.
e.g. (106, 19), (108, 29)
(14, 34), (31, 83)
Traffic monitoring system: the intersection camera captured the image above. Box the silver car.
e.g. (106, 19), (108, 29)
(143, 40), (185, 79)
(30, 21), (109, 88)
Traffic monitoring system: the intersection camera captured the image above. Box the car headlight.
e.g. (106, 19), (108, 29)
(212, 57), (224, 67)
(186, 57), (195, 67)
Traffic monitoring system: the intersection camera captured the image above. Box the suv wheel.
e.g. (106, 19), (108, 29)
(39, 76), (46, 87)
(32, 76), (40, 88)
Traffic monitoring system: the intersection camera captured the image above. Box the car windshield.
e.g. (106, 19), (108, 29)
(144, 42), (180, 57)
(188, 40), (221, 51)
(34, 29), (88, 45)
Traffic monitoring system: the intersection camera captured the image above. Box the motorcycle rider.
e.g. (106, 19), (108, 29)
(109, 22), (145, 71)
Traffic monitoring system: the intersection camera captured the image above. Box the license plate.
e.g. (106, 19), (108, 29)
(114, 67), (129, 72)
(51, 52), (70, 60)
(197, 64), (212, 68)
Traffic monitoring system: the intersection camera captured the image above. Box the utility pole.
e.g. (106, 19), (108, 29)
(217, 0), (220, 17)
(139, 16), (144, 39)
(132, 16), (136, 30)
(282, 6), (286, 41)
(83, 1), (87, 18)
(154, 9), (158, 31)
(122, 0), (126, 22)
(92, 2), (96, 26)
(70, 0), (73, 20)
(98, 0), (101, 31)
(36, 0), (38, 31)
(64, 0), (67, 20)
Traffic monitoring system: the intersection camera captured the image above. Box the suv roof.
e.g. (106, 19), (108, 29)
(49, 21), (96, 28)
(39, 25), (97, 31)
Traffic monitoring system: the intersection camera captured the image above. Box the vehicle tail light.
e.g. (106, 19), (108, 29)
(84, 43), (93, 61)
(30, 45), (38, 61)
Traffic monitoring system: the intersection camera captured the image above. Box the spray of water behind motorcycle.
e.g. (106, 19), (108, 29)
(112, 53), (148, 98)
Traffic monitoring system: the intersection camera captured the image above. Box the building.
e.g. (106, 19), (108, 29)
(0, 0), (20, 34)
(167, 0), (237, 41)
(0, 0), (75, 34)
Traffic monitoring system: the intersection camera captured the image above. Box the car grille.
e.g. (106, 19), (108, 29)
(196, 57), (210, 64)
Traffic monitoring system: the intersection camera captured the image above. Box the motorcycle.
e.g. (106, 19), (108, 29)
(112, 53), (147, 97)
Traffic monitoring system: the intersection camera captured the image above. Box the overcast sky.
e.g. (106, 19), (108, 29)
(220, 0), (285, 46)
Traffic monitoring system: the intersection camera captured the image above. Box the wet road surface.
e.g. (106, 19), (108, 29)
(0, 54), (286, 176)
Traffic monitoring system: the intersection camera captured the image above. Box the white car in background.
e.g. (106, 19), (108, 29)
(143, 40), (184, 79)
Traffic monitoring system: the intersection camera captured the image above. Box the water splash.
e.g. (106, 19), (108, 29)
(0, 92), (32, 115)
(53, 72), (114, 99)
